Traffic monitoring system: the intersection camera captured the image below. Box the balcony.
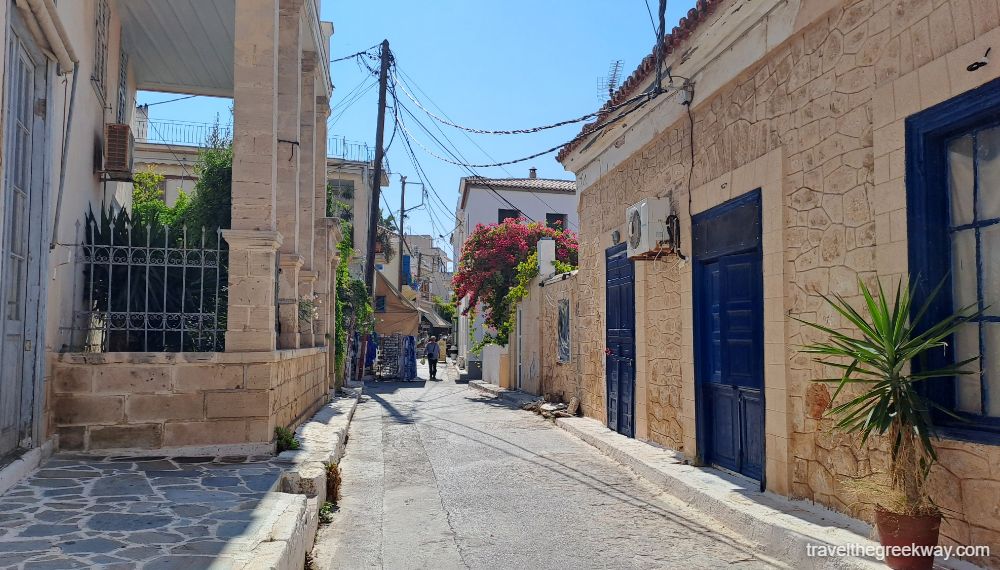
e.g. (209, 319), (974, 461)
(133, 117), (233, 147)
(327, 136), (375, 163)
(133, 117), (375, 165)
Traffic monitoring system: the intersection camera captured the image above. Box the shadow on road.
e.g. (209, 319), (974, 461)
(353, 380), (778, 566)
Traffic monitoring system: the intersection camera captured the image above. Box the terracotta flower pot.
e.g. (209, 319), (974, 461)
(875, 506), (942, 570)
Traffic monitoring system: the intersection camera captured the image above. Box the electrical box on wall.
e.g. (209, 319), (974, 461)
(625, 197), (673, 259)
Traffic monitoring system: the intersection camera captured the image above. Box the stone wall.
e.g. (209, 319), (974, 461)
(538, 275), (588, 409)
(637, 262), (685, 452)
(49, 348), (328, 453)
(566, 0), (1000, 563)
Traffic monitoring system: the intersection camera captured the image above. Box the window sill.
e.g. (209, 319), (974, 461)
(935, 424), (1000, 446)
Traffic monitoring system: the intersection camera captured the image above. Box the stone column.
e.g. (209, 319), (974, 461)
(313, 217), (337, 347)
(298, 270), (316, 347)
(276, 0), (302, 255)
(271, 0), (304, 350)
(313, 96), (332, 339)
(227, 0), (281, 352)
(314, 95), (330, 260)
(328, 251), (341, 391)
(277, 254), (303, 349)
(299, 53), (318, 272)
(223, 231), (282, 352)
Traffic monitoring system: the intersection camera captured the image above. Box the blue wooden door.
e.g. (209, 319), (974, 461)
(605, 243), (635, 438)
(693, 192), (764, 482)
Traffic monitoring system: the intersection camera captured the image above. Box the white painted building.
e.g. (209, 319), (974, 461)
(403, 234), (451, 300)
(451, 169), (577, 379)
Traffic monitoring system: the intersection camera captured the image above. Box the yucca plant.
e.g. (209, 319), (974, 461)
(796, 277), (981, 516)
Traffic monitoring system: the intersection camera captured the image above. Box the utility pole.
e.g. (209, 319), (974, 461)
(655, 0), (666, 92)
(364, 39), (391, 298)
(398, 175), (406, 287)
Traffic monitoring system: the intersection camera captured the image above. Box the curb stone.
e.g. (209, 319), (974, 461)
(225, 388), (361, 570)
(553, 416), (983, 570)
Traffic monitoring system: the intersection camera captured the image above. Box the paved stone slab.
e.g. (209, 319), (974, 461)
(0, 455), (284, 568)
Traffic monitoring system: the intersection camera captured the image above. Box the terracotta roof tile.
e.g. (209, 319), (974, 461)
(466, 177), (576, 192)
(556, 0), (722, 163)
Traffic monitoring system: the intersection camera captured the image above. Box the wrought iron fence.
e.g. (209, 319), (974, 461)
(328, 136), (374, 162)
(67, 212), (228, 352)
(133, 118), (233, 147)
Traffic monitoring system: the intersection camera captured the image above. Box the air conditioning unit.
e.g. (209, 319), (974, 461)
(626, 197), (673, 259)
(103, 123), (134, 180)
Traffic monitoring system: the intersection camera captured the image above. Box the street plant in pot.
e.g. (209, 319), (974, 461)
(797, 278), (981, 570)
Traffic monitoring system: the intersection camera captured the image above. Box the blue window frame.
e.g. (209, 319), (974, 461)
(375, 296), (386, 313)
(907, 77), (1000, 442)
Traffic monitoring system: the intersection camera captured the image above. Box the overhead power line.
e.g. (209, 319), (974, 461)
(394, 73), (579, 231)
(643, 0), (659, 38)
(395, 94), (654, 169)
(330, 43), (381, 63)
(142, 94), (197, 107)
(329, 78), (377, 128)
(394, 65), (515, 178)
(394, 73), (640, 136)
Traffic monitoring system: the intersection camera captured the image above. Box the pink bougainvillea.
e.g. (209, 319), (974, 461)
(452, 217), (578, 345)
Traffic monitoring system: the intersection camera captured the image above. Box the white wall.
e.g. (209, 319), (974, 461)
(462, 187), (579, 234)
(42, 0), (135, 355)
(453, 186), (578, 367)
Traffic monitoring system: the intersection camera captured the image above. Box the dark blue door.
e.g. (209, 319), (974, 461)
(693, 192), (764, 482)
(605, 243), (635, 438)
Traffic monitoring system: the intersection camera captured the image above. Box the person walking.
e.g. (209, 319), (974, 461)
(425, 336), (440, 380)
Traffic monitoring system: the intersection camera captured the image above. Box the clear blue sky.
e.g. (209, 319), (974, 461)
(137, 0), (696, 257)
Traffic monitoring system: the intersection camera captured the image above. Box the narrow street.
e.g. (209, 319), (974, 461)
(312, 364), (782, 570)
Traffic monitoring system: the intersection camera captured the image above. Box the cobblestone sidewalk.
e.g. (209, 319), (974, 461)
(0, 454), (283, 569)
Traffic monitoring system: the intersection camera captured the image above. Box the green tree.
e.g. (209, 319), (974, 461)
(334, 221), (374, 376)
(433, 294), (456, 322)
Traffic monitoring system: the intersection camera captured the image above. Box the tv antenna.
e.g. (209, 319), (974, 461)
(597, 60), (624, 103)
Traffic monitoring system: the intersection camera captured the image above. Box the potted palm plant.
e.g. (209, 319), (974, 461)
(797, 278), (980, 570)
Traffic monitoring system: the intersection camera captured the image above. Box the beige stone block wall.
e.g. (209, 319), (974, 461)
(50, 348), (328, 452)
(538, 276), (585, 407)
(567, 0), (1000, 563)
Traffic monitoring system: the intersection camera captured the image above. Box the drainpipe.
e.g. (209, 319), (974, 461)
(50, 62), (78, 250)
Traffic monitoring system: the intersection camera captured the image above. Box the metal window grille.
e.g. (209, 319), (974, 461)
(67, 214), (228, 353)
(116, 48), (129, 123)
(92, 0), (110, 101)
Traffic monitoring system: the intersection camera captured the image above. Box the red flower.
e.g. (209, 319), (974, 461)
(452, 218), (578, 331)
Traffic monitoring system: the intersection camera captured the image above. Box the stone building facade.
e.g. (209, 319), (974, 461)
(557, 0), (1000, 564)
(0, 0), (342, 472)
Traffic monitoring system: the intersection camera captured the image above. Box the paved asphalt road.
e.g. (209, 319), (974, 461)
(313, 363), (780, 570)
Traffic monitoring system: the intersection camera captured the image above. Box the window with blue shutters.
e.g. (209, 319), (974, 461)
(907, 77), (1000, 440)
